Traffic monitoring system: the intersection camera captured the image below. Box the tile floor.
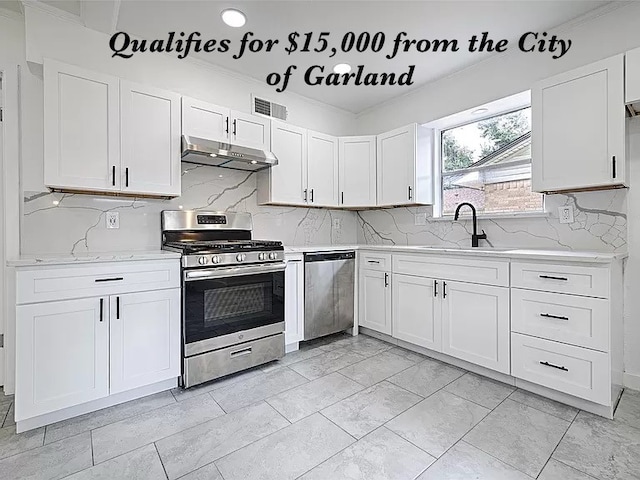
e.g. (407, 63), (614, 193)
(0, 333), (639, 479)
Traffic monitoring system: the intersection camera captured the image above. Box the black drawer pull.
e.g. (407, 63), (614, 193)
(367, 260), (380, 264)
(540, 361), (568, 372)
(95, 277), (124, 283)
(540, 313), (569, 321)
(539, 275), (568, 281)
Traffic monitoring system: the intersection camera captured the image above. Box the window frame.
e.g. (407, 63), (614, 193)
(432, 105), (544, 218)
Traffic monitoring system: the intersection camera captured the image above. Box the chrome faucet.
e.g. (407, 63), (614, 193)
(453, 202), (487, 248)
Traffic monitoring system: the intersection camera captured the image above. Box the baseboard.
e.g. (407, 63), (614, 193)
(624, 372), (640, 391)
(16, 378), (177, 433)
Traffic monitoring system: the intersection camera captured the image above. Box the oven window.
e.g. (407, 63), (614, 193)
(184, 271), (284, 344)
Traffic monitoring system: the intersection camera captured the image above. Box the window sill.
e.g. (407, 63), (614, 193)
(432, 211), (550, 222)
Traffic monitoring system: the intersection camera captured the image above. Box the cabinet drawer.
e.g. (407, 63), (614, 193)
(511, 333), (610, 405)
(17, 260), (180, 304)
(511, 261), (609, 298)
(393, 254), (509, 287)
(511, 289), (609, 352)
(359, 252), (391, 272)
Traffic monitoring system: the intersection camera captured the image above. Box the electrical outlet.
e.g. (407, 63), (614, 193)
(333, 218), (341, 229)
(106, 211), (120, 229)
(414, 213), (426, 226)
(558, 206), (574, 224)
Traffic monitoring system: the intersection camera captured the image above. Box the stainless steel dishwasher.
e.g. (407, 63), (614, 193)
(304, 251), (355, 340)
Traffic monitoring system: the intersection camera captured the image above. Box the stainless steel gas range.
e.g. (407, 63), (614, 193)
(161, 210), (285, 388)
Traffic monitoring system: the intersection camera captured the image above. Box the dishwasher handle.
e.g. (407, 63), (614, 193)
(304, 251), (355, 262)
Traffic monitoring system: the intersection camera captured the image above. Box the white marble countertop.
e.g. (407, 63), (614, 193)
(285, 244), (626, 264)
(8, 250), (181, 267)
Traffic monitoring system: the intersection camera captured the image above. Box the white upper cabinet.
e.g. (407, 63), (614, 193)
(231, 110), (271, 150)
(532, 54), (626, 192)
(258, 120), (307, 205)
(625, 46), (640, 105)
(120, 82), (181, 197)
(44, 60), (121, 193)
(181, 97), (230, 142)
(307, 130), (339, 207)
(339, 136), (377, 207)
(44, 60), (181, 197)
(181, 97), (270, 150)
(377, 124), (433, 207)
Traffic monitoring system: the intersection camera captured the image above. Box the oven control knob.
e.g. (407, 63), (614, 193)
(211, 255), (220, 264)
(198, 256), (208, 265)
(258, 252), (266, 261)
(236, 253), (246, 262)
(269, 252), (277, 260)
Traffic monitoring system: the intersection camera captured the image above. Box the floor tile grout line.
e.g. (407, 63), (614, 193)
(535, 413), (583, 480)
(506, 389), (579, 423)
(441, 385), (513, 411)
(153, 442), (170, 480)
(0, 428), (89, 464)
(550, 456), (601, 480)
(336, 353), (425, 389)
(90, 430), (95, 466)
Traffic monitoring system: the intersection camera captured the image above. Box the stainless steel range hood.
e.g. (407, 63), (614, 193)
(181, 135), (278, 172)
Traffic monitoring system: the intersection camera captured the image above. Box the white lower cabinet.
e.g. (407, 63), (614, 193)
(359, 269), (392, 335)
(109, 289), (181, 394)
(16, 297), (109, 420)
(284, 255), (304, 346)
(15, 260), (181, 429)
(441, 281), (510, 374)
(392, 274), (440, 350)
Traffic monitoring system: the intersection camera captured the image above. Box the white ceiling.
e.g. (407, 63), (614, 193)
(14, 1), (610, 113)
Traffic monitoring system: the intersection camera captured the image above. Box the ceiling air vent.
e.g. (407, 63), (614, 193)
(252, 95), (288, 121)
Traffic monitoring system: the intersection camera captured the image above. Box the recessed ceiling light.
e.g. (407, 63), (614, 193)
(209, 153), (217, 158)
(333, 63), (352, 74)
(221, 9), (246, 27)
(250, 160), (258, 164)
(471, 107), (489, 115)
(52, 200), (59, 206)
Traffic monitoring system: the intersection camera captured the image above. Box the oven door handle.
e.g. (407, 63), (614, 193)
(184, 263), (286, 281)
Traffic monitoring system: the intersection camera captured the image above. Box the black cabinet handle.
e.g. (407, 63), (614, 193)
(225, 117), (229, 134)
(95, 277), (124, 283)
(341, 192), (344, 205)
(408, 186), (412, 201)
(303, 189), (308, 202)
(116, 296), (120, 320)
(310, 189), (314, 203)
(99, 298), (104, 322)
(612, 155), (617, 179)
(125, 168), (129, 187)
(112, 166), (116, 186)
(233, 119), (237, 136)
(443, 281), (447, 298)
(539, 275), (568, 281)
(540, 313), (569, 321)
(384, 273), (389, 287)
(540, 361), (568, 372)
(434, 280), (438, 297)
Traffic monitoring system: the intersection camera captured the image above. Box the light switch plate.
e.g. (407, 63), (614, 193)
(558, 206), (574, 224)
(106, 211), (120, 229)
(415, 213), (426, 226)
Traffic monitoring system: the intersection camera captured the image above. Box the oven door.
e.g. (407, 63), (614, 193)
(183, 263), (285, 356)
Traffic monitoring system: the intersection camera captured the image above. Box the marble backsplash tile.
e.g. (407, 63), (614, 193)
(21, 163), (357, 255)
(356, 189), (627, 252)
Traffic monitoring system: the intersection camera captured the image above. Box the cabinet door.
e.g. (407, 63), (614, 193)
(441, 281), (509, 373)
(231, 111), (271, 150)
(532, 54), (625, 192)
(110, 289), (181, 394)
(284, 258), (304, 345)
(625, 46), (640, 104)
(120, 81), (181, 196)
(358, 269), (391, 335)
(392, 274), (440, 351)
(307, 130), (339, 207)
(181, 96), (230, 142)
(15, 297), (109, 420)
(339, 136), (376, 207)
(269, 120), (307, 205)
(44, 60), (120, 192)
(377, 125), (415, 206)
